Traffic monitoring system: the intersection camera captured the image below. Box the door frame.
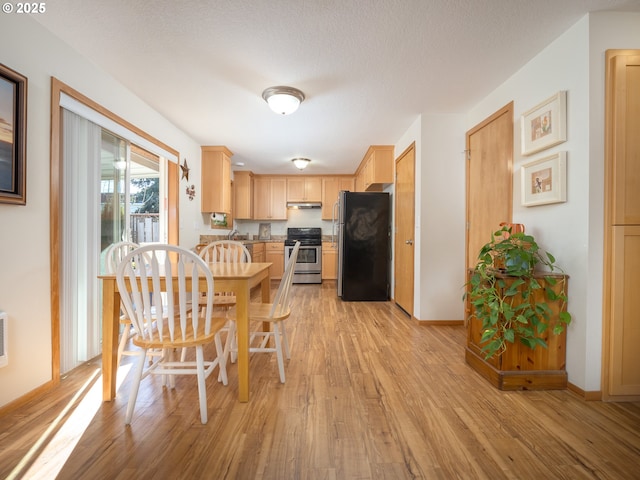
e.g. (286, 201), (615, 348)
(50, 77), (179, 385)
(394, 142), (416, 316)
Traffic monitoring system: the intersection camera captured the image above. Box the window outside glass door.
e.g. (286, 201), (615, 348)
(100, 131), (163, 253)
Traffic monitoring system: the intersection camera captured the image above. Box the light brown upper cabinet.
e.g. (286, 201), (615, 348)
(286, 177), (322, 202)
(253, 176), (287, 220)
(233, 171), (254, 219)
(355, 145), (394, 192)
(201, 146), (232, 214)
(321, 176), (355, 220)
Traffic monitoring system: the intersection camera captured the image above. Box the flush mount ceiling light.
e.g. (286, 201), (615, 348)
(262, 86), (305, 115)
(292, 157), (311, 170)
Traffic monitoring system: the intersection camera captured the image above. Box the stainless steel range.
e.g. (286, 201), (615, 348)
(285, 227), (322, 284)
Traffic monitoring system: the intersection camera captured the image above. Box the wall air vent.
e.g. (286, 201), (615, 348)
(0, 311), (7, 368)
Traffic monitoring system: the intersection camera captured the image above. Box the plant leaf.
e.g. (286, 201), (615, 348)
(504, 329), (515, 343)
(559, 311), (572, 325)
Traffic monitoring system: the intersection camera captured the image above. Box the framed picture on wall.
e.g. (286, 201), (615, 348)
(258, 223), (271, 240)
(520, 90), (567, 156)
(520, 151), (567, 207)
(0, 63), (27, 205)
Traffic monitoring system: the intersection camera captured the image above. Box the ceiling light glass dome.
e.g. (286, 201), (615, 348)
(262, 86), (305, 115)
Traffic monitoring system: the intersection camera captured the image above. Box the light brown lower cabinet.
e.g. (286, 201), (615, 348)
(252, 242), (266, 263)
(322, 242), (337, 280)
(265, 242), (284, 280)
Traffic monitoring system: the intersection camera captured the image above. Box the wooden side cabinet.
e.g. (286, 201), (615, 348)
(609, 225), (640, 395)
(322, 241), (338, 280)
(201, 146), (232, 213)
(266, 242), (285, 280)
(465, 272), (569, 390)
(355, 145), (394, 192)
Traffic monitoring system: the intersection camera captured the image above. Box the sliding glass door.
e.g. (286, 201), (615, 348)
(61, 112), (166, 374)
(100, 131), (128, 251)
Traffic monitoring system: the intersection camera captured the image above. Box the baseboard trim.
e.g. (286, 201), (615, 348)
(567, 382), (602, 401)
(418, 320), (464, 326)
(0, 380), (56, 416)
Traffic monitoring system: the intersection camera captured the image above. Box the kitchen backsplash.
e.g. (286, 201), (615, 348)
(233, 208), (335, 238)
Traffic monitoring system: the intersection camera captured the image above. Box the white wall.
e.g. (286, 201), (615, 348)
(418, 115), (467, 321)
(466, 12), (640, 392)
(393, 112), (467, 322)
(0, 14), (200, 407)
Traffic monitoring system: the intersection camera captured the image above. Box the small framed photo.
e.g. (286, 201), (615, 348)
(258, 223), (271, 240)
(520, 91), (567, 156)
(0, 63), (27, 205)
(520, 151), (567, 207)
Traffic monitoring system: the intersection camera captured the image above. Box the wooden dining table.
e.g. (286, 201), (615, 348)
(99, 261), (272, 403)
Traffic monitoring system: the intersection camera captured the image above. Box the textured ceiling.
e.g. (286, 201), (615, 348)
(34, 0), (640, 174)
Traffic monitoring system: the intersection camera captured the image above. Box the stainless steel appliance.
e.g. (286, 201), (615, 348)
(336, 191), (390, 301)
(284, 227), (322, 284)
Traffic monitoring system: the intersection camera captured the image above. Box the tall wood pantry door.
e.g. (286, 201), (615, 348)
(604, 50), (640, 400)
(394, 143), (415, 316)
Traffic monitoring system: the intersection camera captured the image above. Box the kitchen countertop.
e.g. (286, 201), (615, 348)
(198, 235), (286, 246)
(241, 239), (285, 244)
(198, 235), (336, 247)
(199, 235), (339, 246)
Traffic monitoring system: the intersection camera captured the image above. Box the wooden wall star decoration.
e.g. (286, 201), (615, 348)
(180, 159), (190, 181)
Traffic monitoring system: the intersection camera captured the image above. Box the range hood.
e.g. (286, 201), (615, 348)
(286, 201), (322, 209)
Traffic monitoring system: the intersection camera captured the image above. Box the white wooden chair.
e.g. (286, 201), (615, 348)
(103, 241), (145, 365)
(116, 244), (228, 425)
(226, 241), (300, 383)
(198, 240), (252, 264)
(198, 240), (252, 309)
(196, 240), (251, 365)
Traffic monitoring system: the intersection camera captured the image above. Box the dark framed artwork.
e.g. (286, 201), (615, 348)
(0, 63), (27, 205)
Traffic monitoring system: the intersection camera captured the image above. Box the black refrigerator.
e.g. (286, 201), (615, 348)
(336, 191), (390, 301)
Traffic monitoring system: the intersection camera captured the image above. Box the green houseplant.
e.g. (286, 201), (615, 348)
(466, 226), (572, 359)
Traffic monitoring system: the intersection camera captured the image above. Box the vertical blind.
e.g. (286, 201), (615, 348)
(60, 109), (102, 373)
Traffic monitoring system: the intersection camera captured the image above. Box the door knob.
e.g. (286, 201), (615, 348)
(405, 239), (413, 245)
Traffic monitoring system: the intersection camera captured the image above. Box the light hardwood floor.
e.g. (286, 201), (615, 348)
(1, 281), (639, 479)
